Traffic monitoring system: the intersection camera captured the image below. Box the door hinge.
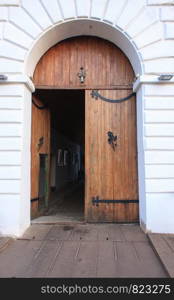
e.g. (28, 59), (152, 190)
(91, 90), (136, 103)
(92, 196), (139, 206)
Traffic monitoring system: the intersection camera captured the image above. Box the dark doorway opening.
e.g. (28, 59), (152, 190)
(33, 89), (85, 223)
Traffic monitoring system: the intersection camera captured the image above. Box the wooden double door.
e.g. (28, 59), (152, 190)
(85, 89), (138, 223)
(33, 36), (139, 222)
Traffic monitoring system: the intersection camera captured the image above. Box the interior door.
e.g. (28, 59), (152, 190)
(85, 90), (139, 222)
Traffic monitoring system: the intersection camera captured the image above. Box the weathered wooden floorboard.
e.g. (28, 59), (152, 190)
(71, 242), (98, 277)
(21, 224), (53, 241)
(0, 225), (168, 278)
(107, 224), (126, 241)
(120, 225), (148, 242)
(163, 235), (174, 252)
(45, 225), (73, 241)
(114, 241), (143, 277)
(23, 240), (62, 278)
(96, 224), (111, 241)
(148, 234), (174, 278)
(0, 237), (13, 252)
(0, 240), (41, 278)
(48, 241), (80, 277)
(68, 224), (98, 241)
(96, 241), (117, 277)
(133, 241), (168, 277)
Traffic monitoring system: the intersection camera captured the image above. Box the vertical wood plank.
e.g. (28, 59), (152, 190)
(33, 36), (134, 88)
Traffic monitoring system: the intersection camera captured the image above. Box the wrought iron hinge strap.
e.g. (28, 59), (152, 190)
(91, 90), (136, 103)
(92, 197), (139, 206)
(32, 98), (47, 110)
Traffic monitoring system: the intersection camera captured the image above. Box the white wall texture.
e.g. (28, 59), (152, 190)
(0, 0), (174, 236)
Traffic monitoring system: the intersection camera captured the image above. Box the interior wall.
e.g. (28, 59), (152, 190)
(52, 131), (81, 191)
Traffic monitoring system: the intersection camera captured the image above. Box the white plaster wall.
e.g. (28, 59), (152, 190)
(0, 0), (174, 235)
(143, 84), (174, 233)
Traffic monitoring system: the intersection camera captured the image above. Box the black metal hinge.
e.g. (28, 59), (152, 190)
(91, 90), (136, 103)
(92, 196), (139, 206)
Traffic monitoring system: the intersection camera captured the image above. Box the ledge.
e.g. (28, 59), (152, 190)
(1, 74), (174, 94)
(0, 74), (35, 92)
(133, 75), (174, 92)
(0, 0), (20, 6)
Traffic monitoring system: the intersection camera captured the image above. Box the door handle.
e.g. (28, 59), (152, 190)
(107, 131), (117, 151)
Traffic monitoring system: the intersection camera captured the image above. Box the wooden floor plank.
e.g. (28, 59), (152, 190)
(148, 233), (174, 277)
(97, 241), (117, 277)
(0, 240), (41, 278)
(97, 224), (111, 241)
(68, 224), (98, 241)
(107, 224), (126, 241)
(45, 225), (73, 241)
(114, 241), (143, 277)
(23, 240), (62, 278)
(48, 241), (80, 277)
(133, 241), (167, 277)
(120, 225), (148, 242)
(21, 224), (53, 241)
(0, 237), (13, 252)
(163, 235), (174, 252)
(81, 225), (98, 241)
(72, 242), (98, 277)
(0, 225), (168, 278)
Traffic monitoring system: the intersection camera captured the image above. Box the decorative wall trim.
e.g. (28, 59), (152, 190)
(133, 75), (174, 91)
(0, 74), (35, 92)
(0, 0), (20, 6)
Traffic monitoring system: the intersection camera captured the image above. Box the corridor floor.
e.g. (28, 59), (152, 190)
(0, 224), (167, 278)
(32, 182), (84, 223)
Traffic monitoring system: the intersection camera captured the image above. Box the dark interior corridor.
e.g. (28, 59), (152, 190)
(33, 89), (85, 223)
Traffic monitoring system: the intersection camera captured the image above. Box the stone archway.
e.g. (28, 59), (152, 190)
(25, 19), (143, 77)
(26, 19), (145, 231)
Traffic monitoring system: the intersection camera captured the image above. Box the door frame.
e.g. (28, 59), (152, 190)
(30, 87), (138, 223)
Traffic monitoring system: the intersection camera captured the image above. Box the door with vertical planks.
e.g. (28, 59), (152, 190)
(85, 90), (138, 222)
(33, 36), (139, 223)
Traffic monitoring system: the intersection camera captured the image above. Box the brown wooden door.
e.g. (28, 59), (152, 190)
(85, 90), (138, 222)
(33, 36), (138, 223)
(31, 96), (51, 218)
(33, 36), (134, 89)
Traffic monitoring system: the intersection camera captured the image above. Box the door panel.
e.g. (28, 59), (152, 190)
(33, 36), (134, 89)
(85, 90), (139, 222)
(31, 97), (51, 218)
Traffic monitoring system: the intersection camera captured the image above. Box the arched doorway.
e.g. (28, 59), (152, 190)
(31, 36), (138, 223)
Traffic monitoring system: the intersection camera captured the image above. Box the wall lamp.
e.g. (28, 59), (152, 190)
(0, 74), (8, 81)
(158, 74), (173, 81)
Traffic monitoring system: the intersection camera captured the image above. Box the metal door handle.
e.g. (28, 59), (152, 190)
(107, 131), (117, 151)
